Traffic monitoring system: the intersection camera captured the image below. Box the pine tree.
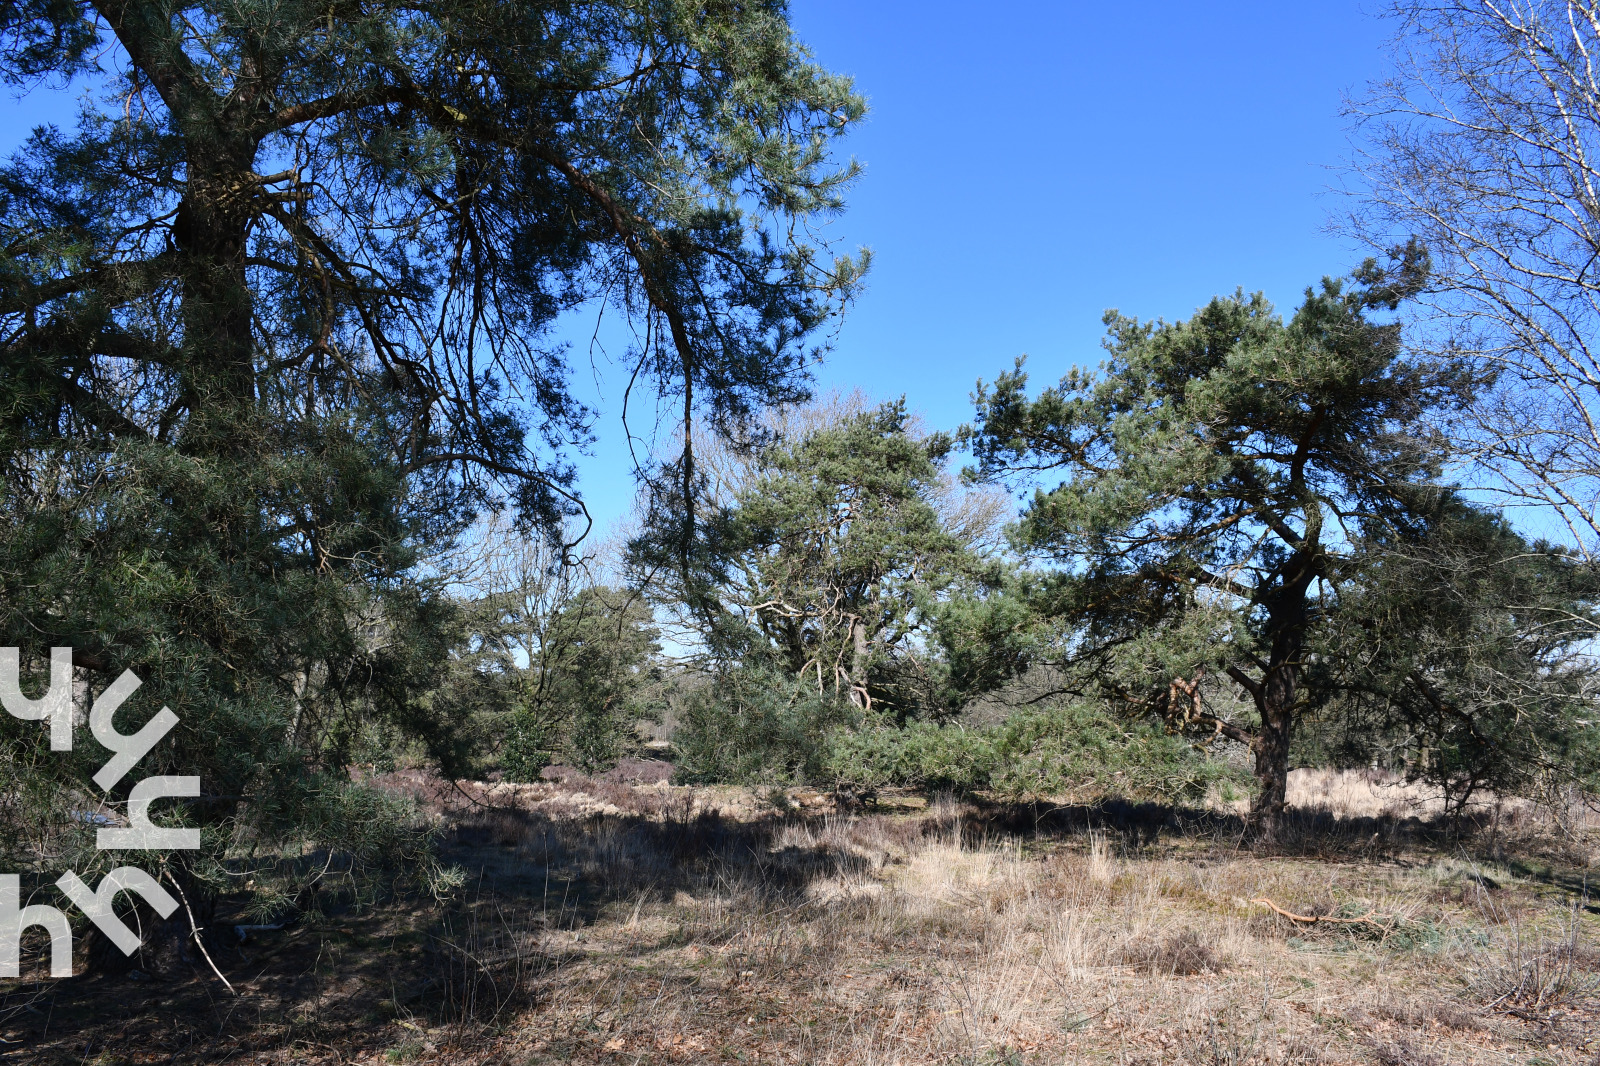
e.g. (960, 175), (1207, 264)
(0, 0), (863, 922)
(635, 401), (996, 717)
(966, 246), (1485, 832)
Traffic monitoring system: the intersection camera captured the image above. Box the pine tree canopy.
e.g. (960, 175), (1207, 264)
(630, 400), (1021, 717)
(725, 401), (978, 713)
(965, 245), (1487, 828)
(3, 0), (865, 525)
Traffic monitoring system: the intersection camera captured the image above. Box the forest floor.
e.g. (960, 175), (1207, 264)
(2, 768), (1597, 1066)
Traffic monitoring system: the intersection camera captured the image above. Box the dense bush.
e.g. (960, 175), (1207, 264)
(670, 668), (856, 785)
(672, 670), (1248, 802)
(826, 701), (1248, 802)
(823, 718), (991, 793)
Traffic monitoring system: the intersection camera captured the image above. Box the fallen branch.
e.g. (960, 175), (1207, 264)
(162, 867), (236, 994)
(1249, 898), (1385, 926)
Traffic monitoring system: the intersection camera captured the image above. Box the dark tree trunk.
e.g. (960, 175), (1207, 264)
(1251, 666), (1296, 836)
(176, 142), (262, 434)
(1248, 564), (1315, 841)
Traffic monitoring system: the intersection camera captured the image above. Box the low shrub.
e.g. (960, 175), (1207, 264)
(671, 668), (855, 785)
(825, 701), (1248, 802)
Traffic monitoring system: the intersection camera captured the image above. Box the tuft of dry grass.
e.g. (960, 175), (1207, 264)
(1120, 928), (1222, 976)
(1465, 906), (1599, 1020)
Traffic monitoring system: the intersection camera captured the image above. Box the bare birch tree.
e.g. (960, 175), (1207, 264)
(1351, 0), (1600, 555)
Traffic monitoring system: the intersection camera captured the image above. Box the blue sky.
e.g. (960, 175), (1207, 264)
(566, 0), (1395, 534)
(0, 1), (1395, 537)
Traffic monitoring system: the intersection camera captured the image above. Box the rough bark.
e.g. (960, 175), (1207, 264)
(848, 615), (870, 709)
(1246, 556), (1316, 840)
(1252, 668), (1296, 835)
(177, 151), (261, 424)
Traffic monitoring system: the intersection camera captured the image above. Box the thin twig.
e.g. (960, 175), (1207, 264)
(162, 867), (236, 994)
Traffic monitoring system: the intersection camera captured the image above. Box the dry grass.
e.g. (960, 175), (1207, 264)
(387, 776), (1598, 1065)
(1285, 768), (1452, 819)
(2, 771), (1596, 1065)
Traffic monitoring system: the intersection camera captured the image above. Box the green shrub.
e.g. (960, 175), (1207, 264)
(825, 701), (1246, 802)
(824, 718), (996, 793)
(671, 668), (855, 785)
(500, 712), (560, 781)
(498, 586), (662, 780)
(989, 703), (1243, 801)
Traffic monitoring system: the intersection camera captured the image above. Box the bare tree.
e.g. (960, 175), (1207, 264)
(1351, 0), (1600, 555)
(451, 514), (590, 674)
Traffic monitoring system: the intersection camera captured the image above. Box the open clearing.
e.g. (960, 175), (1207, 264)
(4, 769), (1596, 1065)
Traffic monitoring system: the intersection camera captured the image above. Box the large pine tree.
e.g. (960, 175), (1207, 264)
(966, 247), (1485, 831)
(0, 0), (863, 905)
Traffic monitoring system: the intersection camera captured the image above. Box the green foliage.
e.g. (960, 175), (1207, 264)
(670, 667), (854, 786)
(0, 0), (862, 892)
(965, 245), (1486, 822)
(634, 400), (1013, 716)
(502, 587), (661, 778)
(825, 703), (1246, 803)
(987, 704), (1244, 802)
(1307, 499), (1600, 811)
(232, 780), (443, 921)
(499, 717), (560, 783)
(929, 570), (1063, 706)
(825, 717), (990, 793)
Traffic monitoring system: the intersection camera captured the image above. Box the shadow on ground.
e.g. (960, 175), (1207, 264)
(0, 774), (1593, 1064)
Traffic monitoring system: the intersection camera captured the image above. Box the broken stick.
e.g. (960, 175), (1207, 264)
(1249, 897), (1384, 926)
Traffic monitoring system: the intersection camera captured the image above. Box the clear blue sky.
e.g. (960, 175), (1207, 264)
(0, 1), (1394, 538)
(569, 0), (1395, 534)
